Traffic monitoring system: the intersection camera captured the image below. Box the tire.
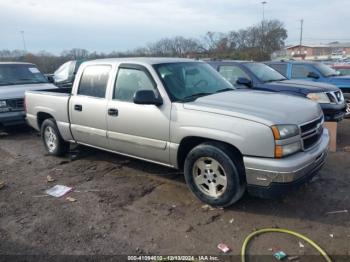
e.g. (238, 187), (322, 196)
(184, 142), (246, 207)
(41, 118), (69, 156)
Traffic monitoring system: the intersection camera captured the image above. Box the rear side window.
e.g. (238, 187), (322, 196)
(114, 67), (156, 102)
(268, 63), (287, 77)
(78, 65), (111, 98)
(218, 65), (250, 85)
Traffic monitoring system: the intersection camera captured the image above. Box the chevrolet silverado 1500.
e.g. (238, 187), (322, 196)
(25, 58), (329, 207)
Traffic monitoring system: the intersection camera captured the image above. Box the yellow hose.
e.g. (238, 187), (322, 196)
(241, 228), (332, 262)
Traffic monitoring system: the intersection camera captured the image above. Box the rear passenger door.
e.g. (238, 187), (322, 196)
(70, 65), (112, 148)
(106, 64), (171, 164)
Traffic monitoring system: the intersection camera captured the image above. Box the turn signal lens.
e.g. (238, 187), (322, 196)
(275, 145), (283, 158)
(271, 126), (280, 140)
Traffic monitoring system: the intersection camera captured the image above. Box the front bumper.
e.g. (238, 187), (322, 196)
(0, 110), (26, 126)
(320, 102), (347, 122)
(244, 129), (329, 198)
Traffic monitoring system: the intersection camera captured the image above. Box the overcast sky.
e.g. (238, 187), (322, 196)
(0, 0), (349, 54)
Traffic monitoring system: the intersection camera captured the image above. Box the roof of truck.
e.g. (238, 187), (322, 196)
(0, 62), (36, 65)
(86, 57), (198, 65)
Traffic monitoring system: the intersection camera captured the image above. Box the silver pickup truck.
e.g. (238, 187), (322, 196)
(25, 58), (329, 207)
(0, 62), (57, 127)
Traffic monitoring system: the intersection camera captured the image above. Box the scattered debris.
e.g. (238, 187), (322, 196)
(172, 204), (177, 208)
(273, 251), (287, 260)
(325, 210), (348, 215)
(46, 175), (56, 183)
(344, 146), (350, 152)
(0, 181), (5, 190)
(201, 204), (215, 211)
(46, 185), (73, 197)
(66, 196), (77, 202)
(329, 234), (334, 238)
(217, 243), (231, 253)
(229, 218), (234, 224)
(298, 241), (304, 248)
(288, 256), (299, 261)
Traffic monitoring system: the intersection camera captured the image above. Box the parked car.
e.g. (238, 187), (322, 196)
(51, 60), (86, 88)
(331, 63), (350, 76)
(0, 62), (57, 127)
(265, 60), (350, 95)
(25, 58), (329, 207)
(208, 60), (347, 122)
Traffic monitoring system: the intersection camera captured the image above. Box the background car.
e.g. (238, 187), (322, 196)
(51, 59), (86, 89)
(0, 62), (57, 127)
(265, 60), (350, 95)
(208, 60), (347, 121)
(331, 63), (350, 76)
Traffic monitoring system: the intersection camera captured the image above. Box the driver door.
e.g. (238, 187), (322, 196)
(106, 64), (171, 164)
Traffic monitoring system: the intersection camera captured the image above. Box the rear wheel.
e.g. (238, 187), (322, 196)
(184, 142), (246, 207)
(41, 118), (69, 156)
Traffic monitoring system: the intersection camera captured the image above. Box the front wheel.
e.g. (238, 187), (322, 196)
(41, 118), (69, 156)
(184, 142), (246, 207)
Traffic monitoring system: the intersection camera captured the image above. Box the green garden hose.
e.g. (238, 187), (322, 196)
(241, 228), (332, 262)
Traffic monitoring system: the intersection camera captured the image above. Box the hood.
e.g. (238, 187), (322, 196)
(0, 83), (57, 99)
(328, 75), (350, 84)
(183, 90), (322, 126)
(265, 79), (339, 94)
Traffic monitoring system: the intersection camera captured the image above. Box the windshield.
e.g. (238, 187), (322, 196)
(314, 63), (339, 77)
(0, 64), (48, 86)
(153, 62), (235, 102)
(244, 62), (286, 82)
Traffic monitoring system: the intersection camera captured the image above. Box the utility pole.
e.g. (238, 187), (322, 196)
(299, 19), (304, 56)
(20, 30), (26, 52)
(262, 1), (267, 22)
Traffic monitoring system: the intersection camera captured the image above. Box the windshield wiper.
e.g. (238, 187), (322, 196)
(264, 78), (286, 83)
(181, 92), (213, 102)
(0, 82), (16, 86)
(215, 88), (235, 93)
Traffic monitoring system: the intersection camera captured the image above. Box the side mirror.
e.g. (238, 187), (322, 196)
(46, 75), (55, 83)
(133, 90), (163, 106)
(236, 77), (252, 87)
(307, 72), (320, 79)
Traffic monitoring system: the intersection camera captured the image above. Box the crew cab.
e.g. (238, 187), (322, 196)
(0, 62), (57, 127)
(266, 60), (350, 95)
(25, 58), (329, 207)
(208, 60), (347, 122)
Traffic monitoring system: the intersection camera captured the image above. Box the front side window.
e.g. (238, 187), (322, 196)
(268, 63), (288, 77)
(77, 65), (111, 98)
(291, 64), (317, 79)
(244, 63), (286, 82)
(154, 62), (234, 102)
(0, 64), (48, 86)
(218, 65), (250, 85)
(114, 67), (156, 102)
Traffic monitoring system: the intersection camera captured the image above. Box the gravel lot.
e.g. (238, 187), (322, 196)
(0, 120), (349, 261)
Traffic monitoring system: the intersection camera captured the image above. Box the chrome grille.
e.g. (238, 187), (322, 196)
(6, 98), (25, 110)
(326, 90), (344, 104)
(300, 116), (324, 150)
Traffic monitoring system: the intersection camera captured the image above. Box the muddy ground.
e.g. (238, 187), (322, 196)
(0, 120), (349, 261)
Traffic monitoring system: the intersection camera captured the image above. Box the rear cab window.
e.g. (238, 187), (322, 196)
(77, 65), (111, 98)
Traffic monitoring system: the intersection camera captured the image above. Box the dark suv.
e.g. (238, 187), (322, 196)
(208, 60), (347, 121)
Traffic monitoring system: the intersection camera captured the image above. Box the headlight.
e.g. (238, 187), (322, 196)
(307, 92), (330, 103)
(275, 141), (302, 158)
(271, 124), (301, 158)
(0, 101), (6, 107)
(271, 124), (299, 140)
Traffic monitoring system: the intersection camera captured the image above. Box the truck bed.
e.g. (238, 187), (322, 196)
(25, 88), (72, 132)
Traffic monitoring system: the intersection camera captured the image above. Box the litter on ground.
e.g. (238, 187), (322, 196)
(273, 251), (287, 260)
(66, 196), (77, 202)
(217, 243), (231, 253)
(46, 175), (56, 182)
(0, 181), (5, 189)
(46, 185), (73, 197)
(325, 210), (348, 215)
